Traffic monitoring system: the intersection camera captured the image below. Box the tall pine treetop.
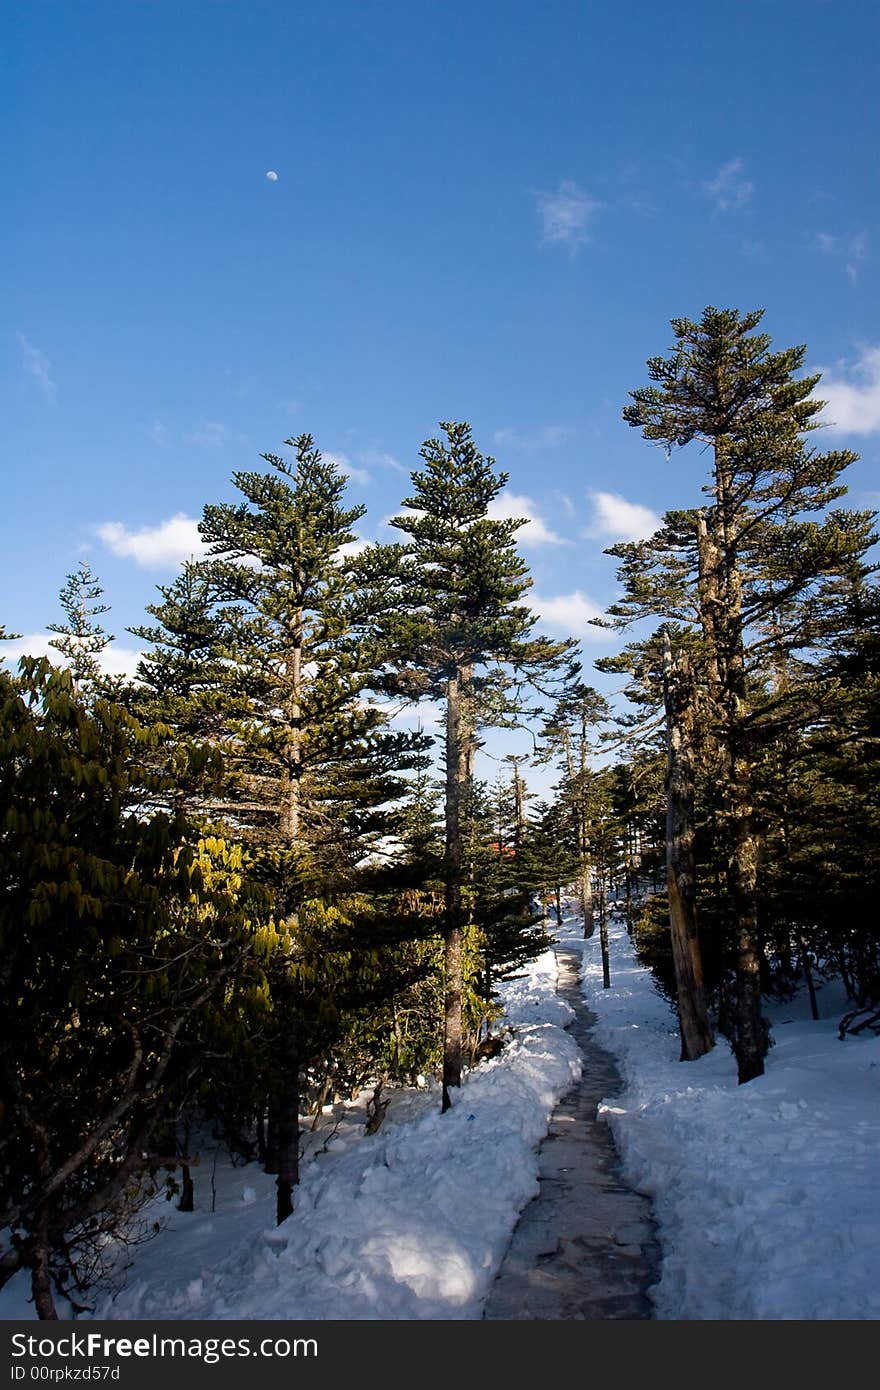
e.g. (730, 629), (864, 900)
(199, 436), (366, 608)
(380, 421), (570, 686)
(625, 306), (820, 446)
(47, 560), (114, 695)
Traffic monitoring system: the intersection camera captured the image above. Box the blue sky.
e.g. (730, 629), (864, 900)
(3, 0), (878, 714)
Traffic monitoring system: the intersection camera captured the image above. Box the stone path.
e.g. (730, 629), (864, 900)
(483, 945), (660, 1320)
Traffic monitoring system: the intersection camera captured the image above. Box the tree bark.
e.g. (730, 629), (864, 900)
(580, 868), (594, 939)
(275, 1066), (300, 1225)
(714, 456), (767, 1084)
(30, 1204), (58, 1321)
(729, 736), (766, 1080)
(598, 873), (611, 989)
(281, 630), (302, 853)
(255, 1105), (267, 1167)
(264, 1094), (279, 1174)
(510, 758), (532, 919)
(177, 1164), (194, 1212)
(559, 727), (594, 937)
(442, 668), (468, 1111)
(662, 630), (715, 1061)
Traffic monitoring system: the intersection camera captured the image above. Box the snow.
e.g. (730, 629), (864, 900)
(4, 909), (878, 1321)
(1, 943), (579, 1321)
(569, 915), (880, 1321)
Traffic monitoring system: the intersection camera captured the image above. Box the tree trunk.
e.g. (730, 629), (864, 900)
(696, 511), (724, 694)
(255, 1105), (267, 1166)
(662, 631), (715, 1062)
(275, 1066), (300, 1225)
(510, 758), (531, 919)
(598, 874), (611, 989)
(177, 1164), (194, 1212)
(623, 822), (634, 936)
(442, 668), (468, 1111)
(281, 631), (303, 852)
(578, 724), (595, 938)
(580, 868), (594, 938)
(555, 883), (563, 925)
(563, 727), (594, 938)
(264, 1093), (279, 1174)
(714, 458), (767, 1084)
(730, 779), (766, 1083)
(30, 1205), (58, 1320)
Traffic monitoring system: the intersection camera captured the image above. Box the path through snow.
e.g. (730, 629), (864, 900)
(484, 944), (659, 1319)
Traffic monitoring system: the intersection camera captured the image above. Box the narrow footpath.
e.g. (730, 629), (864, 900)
(483, 945), (660, 1320)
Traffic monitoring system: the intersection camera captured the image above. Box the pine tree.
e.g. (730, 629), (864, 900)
(525, 797), (580, 927)
(47, 561), (114, 697)
(462, 776), (551, 1039)
(756, 573), (880, 1018)
(615, 306), (874, 1081)
(122, 560), (234, 817)
(537, 678), (609, 937)
(363, 422), (573, 1108)
(0, 659), (271, 1316)
(194, 433), (426, 1220)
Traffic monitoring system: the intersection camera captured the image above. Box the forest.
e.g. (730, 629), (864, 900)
(2, 306), (878, 1320)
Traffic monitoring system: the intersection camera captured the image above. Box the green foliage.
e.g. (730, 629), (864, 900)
(47, 561), (114, 698)
(364, 421), (574, 704)
(0, 660), (274, 1303)
(605, 307), (877, 1069)
(192, 433), (428, 900)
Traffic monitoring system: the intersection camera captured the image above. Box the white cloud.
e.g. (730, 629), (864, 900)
(531, 590), (606, 640)
(336, 536), (371, 562)
(537, 181), (602, 251)
(186, 421), (229, 448)
(817, 345), (880, 435)
(703, 157), (753, 212)
(487, 492), (569, 547)
(266, 170), (278, 182)
(2, 633), (144, 683)
(149, 419), (168, 446)
(92, 644), (144, 681)
(585, 490), (660, 542)
(323, 450), (372, 487)
(98, 513), (205, 569)
(17, 332), (56, 400)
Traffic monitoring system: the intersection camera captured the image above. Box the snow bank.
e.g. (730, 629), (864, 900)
(572, 918), (880, 1320)
(11, 913), (873, 1324)
(23, 944), (577, 1322)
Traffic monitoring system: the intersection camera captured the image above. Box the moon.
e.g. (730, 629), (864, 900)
(266, 170), (279, 182)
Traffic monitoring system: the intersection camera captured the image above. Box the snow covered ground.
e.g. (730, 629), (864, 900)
(4, 912), (878, 1321)
(1, 943), (580, 1321)
(571, 916), (880, 1320)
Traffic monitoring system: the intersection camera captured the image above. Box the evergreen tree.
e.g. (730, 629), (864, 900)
(537, 678), (609, 936)
(193, 433), (426, 1220)
(47, 561), (114, 697)
(524, 797), (580, 927)
(125, 560), (229, 814)
(612, 306), (874, 1081)
(0, 659), (272, 1317)
(462, 776), (551, 1040)
(363, 422), (573, 1109)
